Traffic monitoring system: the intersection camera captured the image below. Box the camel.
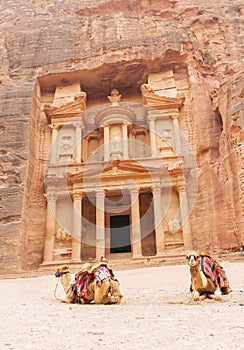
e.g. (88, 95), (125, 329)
(55, 258), (123, 305)
(186, 251), (231, 301)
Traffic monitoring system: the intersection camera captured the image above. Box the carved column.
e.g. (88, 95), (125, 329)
(72, 192), (82, 262)
(129, 129), (135, 158)
(49, 124), (58, 164)
(75, 122), (83, 163)
(148, 117), (157, 156)
(130, 187), (142, 258)
(177, 184), (192, 250)
(83, 135), (88, 162)
(96, 189), (105, 258)
(122, 123), (129, 158)
(103, 125), (110, 161)
(152, 184), (165, 255)
(43, 191), (57, 263)
(172, 114), (181, 154)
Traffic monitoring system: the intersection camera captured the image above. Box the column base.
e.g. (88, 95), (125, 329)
(156, 251), (165, 256)
(132, 255), (143, 259)
(71, 259), (82, 263)
(40, 260), (53, 266)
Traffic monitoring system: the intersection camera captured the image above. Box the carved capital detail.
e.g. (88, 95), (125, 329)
(152, 184), (162, 195)
(44, 191), (57, 202)
(171, 114), (179, 120)
(177, 184), (186, 193)
(73, 192), (82, 201)
(49, 123), (58, 130)
(95, 189), (105, 199)
(129, 186), (139, 197)
(74, 122), (84, 129)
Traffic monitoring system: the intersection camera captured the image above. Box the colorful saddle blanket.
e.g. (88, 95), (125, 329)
(200, 256), (229, 288)
(70, 264), (113, 303)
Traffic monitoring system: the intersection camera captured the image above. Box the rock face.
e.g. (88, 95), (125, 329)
(0, 0), (243, 273)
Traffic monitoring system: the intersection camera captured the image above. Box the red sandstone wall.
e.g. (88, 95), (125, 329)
(0, 0), (243, 272)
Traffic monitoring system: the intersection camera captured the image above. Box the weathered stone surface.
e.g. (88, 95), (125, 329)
(0, 0), (243, 273)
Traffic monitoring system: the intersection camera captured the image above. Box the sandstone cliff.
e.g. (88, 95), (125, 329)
(0, 0), (243, 272)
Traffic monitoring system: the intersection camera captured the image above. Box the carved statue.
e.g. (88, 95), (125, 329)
(107, 89), (121, 105)
(112, 135), (121, 151)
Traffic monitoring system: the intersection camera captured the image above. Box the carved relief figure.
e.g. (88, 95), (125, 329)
(168, 218), (181, 234)
(59, 136), (73, 155)
(55, 228), (72, 242)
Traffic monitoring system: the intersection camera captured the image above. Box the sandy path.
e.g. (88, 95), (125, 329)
(0, 261), (244, 350)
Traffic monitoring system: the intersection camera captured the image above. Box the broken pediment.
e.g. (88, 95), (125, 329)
(140, 84), (185, 110)
(44, 91), (87, 123)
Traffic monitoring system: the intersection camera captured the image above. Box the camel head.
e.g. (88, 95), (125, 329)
(186, 251), (199, 267)
(55, 265), (70, 278)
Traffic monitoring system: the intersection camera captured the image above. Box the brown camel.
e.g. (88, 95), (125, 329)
(186, 251), (231, 301)
(55, 258), (123, 305)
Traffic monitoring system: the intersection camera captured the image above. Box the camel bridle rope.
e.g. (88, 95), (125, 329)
(54, 270), (71, 303)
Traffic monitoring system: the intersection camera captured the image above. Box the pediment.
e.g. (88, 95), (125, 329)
(68, 159), (167, 183)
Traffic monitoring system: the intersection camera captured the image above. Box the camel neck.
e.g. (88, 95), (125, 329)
(60, 274), (71, 292)
(190, 265), (199, 277)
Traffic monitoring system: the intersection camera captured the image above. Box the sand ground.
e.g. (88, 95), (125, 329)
(0, 261), (244, 350)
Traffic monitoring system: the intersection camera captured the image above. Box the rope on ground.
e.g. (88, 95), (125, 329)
(54, 278), (66, 303)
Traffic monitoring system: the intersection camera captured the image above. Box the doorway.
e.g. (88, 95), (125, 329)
(110, 215), (131, 253)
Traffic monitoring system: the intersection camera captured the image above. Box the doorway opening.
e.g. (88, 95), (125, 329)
(110, 215), (131, 253)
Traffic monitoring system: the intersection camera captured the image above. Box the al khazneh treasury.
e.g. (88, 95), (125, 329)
(40, 70), (194, 265)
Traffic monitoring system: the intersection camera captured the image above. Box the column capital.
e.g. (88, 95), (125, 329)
(101, 123), (109, 129)
(74, 122), (84, 129)
(129, 186), (139, 197)
(44, 191), (57, 202)
(95, 188), (105, 198)
(177, 184), (186, 193)
(73, 191), (82, 200)
(49, 123), (58, 130)
(147, 115), (156, 122)
(122, 121), (130, 126)
(171, 114), (179, 120)
(152, 183), (162, 195)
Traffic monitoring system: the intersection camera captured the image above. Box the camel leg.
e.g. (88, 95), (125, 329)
(108, 279), (123, 304)
(94, 280), (111, 304)
(93, 280), (123, 304)
(192, 290), (201, 301)
(213, 288), (222, 301)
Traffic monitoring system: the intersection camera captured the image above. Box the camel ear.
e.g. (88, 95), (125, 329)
(185, 251), (191, 259)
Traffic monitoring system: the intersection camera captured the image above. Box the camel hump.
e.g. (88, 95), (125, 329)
(200, 255), (230, 289)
